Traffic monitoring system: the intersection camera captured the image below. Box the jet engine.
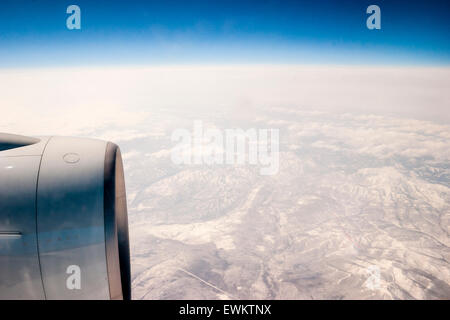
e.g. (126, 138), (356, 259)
(0, 133), (131, 300)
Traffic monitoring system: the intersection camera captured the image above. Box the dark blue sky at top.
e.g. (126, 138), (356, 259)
(0, 0), (449, 67)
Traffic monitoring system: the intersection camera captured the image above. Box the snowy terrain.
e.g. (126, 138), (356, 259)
(125, 109), (450, 300)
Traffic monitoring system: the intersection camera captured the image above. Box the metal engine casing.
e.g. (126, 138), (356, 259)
(0, 134), (131, 300)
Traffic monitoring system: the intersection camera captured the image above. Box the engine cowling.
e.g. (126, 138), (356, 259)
(0, 133), (131, 300)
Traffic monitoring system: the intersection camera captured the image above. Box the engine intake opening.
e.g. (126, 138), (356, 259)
(0, 133), (40, 151)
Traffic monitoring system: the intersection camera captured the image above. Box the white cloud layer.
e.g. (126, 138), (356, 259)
(0, 65), (449, 138)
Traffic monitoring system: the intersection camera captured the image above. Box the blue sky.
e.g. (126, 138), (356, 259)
(0, 0), (449, 67)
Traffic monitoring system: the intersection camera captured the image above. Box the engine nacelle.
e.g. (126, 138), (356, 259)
(0, 133), (131, 300)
